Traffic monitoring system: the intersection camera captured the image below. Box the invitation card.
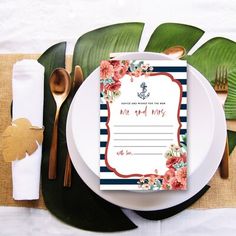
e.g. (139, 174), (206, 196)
(100, 60), (187, 190)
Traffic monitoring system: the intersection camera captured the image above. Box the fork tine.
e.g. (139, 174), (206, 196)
(219, 65), (222, 87)
(220, 66), (224, 89)
(223, 66), (226, 87)
(215, 65), (229, 91)
(223, 66), (228, 89)
(221, 66), (224, 89)
(225, 66), (228, 84)
(215, 66), (219, 86)
(219, 65), (222, 88)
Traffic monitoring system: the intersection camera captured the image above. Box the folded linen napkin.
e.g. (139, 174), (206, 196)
(12, 59), (44, 200)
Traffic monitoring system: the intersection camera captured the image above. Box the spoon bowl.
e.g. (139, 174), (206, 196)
(163, 45), (186, 59)
(50, 69), (71, 106)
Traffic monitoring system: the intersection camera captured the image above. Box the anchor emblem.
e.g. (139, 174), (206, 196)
(137, 82), (150, 100)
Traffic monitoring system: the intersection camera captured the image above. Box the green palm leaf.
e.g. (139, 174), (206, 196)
(145, 22), (204, 54)
(71, 22), (144, 78)
(188, 37), (236, 120)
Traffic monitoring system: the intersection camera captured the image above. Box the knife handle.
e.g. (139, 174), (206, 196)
(220, 137), (229, 179)
(64, 153), (72, 187)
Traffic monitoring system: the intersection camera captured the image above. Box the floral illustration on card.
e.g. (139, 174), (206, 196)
(137, 144), (187, 190)
(100, 60), (187, 191)
(100, 60), (154, 102)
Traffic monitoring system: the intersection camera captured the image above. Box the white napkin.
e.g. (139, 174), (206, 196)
(12, 59), (44, 200)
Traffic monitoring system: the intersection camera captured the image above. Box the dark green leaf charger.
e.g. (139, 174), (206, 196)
(38, 22), (236, 232)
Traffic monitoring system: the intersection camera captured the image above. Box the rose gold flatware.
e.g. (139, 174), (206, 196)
(227, 120), (236, 131)
(63, 66), (84, 187)
(63, 152), (72, 187)
(163, 46), (186, 59)
(48, 68), (71, 179)
(72, 65), (84, 94)
(214, 65), (229, 179)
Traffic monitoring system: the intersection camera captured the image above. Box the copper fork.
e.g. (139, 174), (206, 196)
(214, 65), (229, 179)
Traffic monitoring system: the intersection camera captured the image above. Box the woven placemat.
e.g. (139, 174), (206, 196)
(0, 54), (235, 209)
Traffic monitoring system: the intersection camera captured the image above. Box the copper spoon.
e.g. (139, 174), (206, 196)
(63, 66), (84, 187)
(163, 45), (186, 59)
(48, 68), (71, 179)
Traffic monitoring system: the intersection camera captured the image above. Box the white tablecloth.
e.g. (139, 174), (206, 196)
(1, 206), (236, 236)
(0, 0), (235, 235)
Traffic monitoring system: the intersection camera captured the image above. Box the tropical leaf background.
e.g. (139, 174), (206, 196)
(188, 37), (236, 120)
(38, 22), (236, 232)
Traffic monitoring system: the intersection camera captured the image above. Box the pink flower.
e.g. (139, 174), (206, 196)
(176, 167), (187, 186)
(110, 60), (122, 70)
(100, 61), (114, 79)
(169, 177), (186, 190)
(113, 70), (124, 81)
(114, 67), (127, 80)
(104, 81), (121, 92)
(166, 156), (179, 169)
(112, 60), (129, 81)
(161, 180), (170, 190)
(100, 82), (104, 92)
(163, 169), (175, 182)
(179, 153), (187, 163)
(124, 60), (130, 67)
(133, 68), (142, 77)
(139, 176), (145, 183)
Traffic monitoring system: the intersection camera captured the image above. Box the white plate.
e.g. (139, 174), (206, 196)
(66, 52), (226, 211)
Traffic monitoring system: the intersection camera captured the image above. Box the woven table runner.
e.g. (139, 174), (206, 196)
(0, 54), (235, 209)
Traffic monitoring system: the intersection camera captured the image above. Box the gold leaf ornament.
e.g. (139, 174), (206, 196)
(2, 118), (44, 162)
